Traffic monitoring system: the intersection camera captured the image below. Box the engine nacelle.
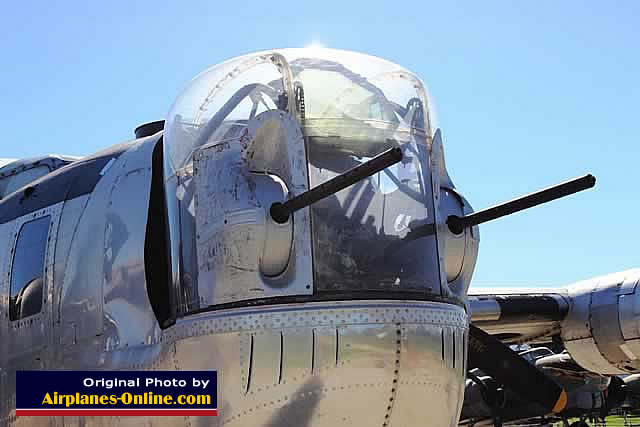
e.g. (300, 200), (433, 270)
(561, 269), (640, 374)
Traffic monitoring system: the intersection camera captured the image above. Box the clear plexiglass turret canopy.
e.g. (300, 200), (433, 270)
(164, 48), (447, 307)
(164, 48), (434, 172)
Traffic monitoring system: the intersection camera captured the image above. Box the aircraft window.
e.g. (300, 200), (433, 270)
(307, 135), (442, 295)
(291, 66), (395, 123)
(9, 215), (50, 321)
(164, 57), (288, 172)
(288, 58), (426, 129)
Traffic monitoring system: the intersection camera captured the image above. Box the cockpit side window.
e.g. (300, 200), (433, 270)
(9, 216), (50, 320)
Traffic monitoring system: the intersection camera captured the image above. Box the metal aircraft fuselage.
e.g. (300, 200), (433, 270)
(1, 48), (483, 426)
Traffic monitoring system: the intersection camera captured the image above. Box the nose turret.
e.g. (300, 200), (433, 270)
(156, 48), (473, 427)
(161, 48), (468, 315)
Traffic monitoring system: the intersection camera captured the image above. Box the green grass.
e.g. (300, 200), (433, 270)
(606, 416), (629, 426)
(554, 416), (640, 426)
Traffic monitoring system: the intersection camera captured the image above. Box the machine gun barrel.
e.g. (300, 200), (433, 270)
(270, 147), (403, 224)
(446, 174), (596, 234)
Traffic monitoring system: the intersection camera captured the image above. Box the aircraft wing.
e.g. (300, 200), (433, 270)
(469, 287), (569, 346)
(468, 268), (640, 376)
(463, 272), (640, 424)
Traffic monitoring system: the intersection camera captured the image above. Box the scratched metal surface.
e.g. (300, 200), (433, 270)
(64, 301), (467, 427)
(193, 110), (313, 306)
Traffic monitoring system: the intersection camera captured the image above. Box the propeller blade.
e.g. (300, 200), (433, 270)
(467, 323), (567, 414)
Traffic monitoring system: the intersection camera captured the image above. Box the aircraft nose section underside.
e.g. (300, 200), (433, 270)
(164, 300), (467, 427)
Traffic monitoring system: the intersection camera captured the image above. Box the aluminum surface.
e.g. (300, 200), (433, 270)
(192, 110), (313, 306)
(87, 301), (467, 427)
(560, 269), (640, 374)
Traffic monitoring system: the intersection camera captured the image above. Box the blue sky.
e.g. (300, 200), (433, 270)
(1, 1), (638, 288)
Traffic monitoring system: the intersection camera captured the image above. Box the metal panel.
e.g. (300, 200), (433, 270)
(247, 330), (281, 394)
(57, 141), (151, 363)
(103, 161), (161, 350)
(560, 269), (640, 373)
(393, 323), (466, 427)
(430, 130), (450, 299)
(94, 300), (467, 427)
(0, 369), (6, 426)
(51, 194), (90, 325)
(310, 327), (335, 376)
(564, 337), (626, 375)
(433, 129), (480, 301)
(193, 110), (313, 306)
(589, 278), (629, 365)
(619, 293), (640, 341)
(282, 327), (313, 382)
(0, 220), (13, 366)
(562, 278), (598, 341)
(623, 338), (640, 361)
(468, 297), (501, 322)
